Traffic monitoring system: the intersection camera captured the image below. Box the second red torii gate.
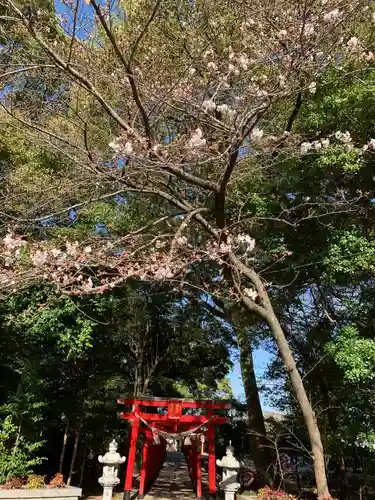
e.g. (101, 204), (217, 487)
(118, 396), (231, 500)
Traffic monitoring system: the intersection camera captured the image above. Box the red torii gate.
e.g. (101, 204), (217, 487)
(118, 396), (231, 500)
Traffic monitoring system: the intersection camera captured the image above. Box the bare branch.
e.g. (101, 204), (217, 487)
(90, 0), (159, 144)
(0, 101), (87, 155)
(5, 0), (140, 139)
(0, 189), (129, 222)
(67, 0), (80, 64)
(0, 65), (55, 79)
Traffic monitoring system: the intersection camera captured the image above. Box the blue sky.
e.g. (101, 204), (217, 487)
(228, 347), (275, 411)
(55, 0), (94, 38)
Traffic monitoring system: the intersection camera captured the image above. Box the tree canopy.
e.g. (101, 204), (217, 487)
(1, 0), (375, 497)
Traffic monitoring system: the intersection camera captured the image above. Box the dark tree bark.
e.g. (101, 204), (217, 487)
(59, 424), (69, 474)
(67, 425), (81, 486)
(237, 327), (270, 471)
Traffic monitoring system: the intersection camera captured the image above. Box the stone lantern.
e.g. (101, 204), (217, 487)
(216, 442), (241, 500)
(98, 440), (126, 500)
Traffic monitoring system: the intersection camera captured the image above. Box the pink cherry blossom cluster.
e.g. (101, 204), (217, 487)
(0, 230), (258, 296)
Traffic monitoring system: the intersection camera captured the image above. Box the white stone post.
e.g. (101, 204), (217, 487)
(98, 440), (126, 500)
(216, 443), (241, 500)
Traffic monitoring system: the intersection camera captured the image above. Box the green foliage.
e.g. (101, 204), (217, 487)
(315, 146), (362, 174)
(0, 417), (45, 485)
(299, 71), (375, 139)
(327, 326), (375, 383)
(324, 230), (375, 278)
(0, 281), (233, 481)
(4, 288), (96, 359)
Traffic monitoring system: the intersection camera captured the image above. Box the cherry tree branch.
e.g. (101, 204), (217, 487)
(0, 65), (55, 79)
(90, 0), (160, 144)
(0, 101), (87, 155)
(67, 0), (80, 64)
(169, 207), (211, 256)
(0, 190), (129, 222)
(215, 104), (268, 228)
(5, 0), (140, 140)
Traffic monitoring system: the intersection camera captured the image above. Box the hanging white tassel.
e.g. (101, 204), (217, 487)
(184, 436), (192, 446)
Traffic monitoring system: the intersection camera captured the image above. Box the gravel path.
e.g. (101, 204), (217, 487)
(145, 451), (207, 499)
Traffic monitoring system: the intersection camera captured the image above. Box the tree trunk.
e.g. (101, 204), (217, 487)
(79, 445), (87, 488)
(259, 305), (329, 498)
(236, 327), (270, 471)
(67, 426), (81, 486)
(59, 425), (69, 474)
(338, 457), (348, 500)
(133, 366), (143, 396)
(13, 415), (23, 452)
(230, 254), (330, 498)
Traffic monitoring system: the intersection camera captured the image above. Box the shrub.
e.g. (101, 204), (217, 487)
(0, 417), (46, 485)
(257, 487), (294, 500)
(48, 474), (65, 488)
(1, 477), (26, 489)
(25, 475), (45, 489)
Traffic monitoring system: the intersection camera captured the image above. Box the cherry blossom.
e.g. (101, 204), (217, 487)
(300, 138), (330, 154)
(207, 62), (217, 71)
(244, 288), (258, 300)
(277, 72), (286, 86)
(154, 265), (174, 280)
(66, 241), (80, 257)
(202, 99), (216, 112)
(323, 8), (340, 22)
(31, 250), (48, 267)
(300, 142), (313, 154)
(83, 277), (94, 291)
(236, 234), (256, 253)
(217, 104), (229, 114)
(123, 142), (133, 155)
(187, 128), (206, 149)
(363, 138), (375, 152)
(176, 236), (188, 246)
(347, 37), (360, 51)
(304, 23), (315, 36)
(335, 130), (352, 147)
(238, 54), (249, 70)
(1, 1), (373, 494)
(308, 82), (317, 94)
(3, 233), (26, 251)
(218, 242), (232, 254)
(109, 137), (122, 153)
(51, 248), (62, 258)
(250, 128), (264, 143)
(155, 240), (166, 249)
